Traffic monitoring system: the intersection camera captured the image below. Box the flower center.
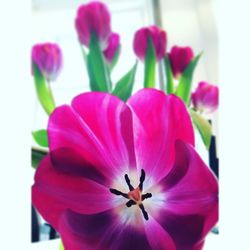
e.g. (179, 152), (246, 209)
(109, 169), (152, 221)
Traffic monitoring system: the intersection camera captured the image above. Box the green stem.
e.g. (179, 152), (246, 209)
(33, 63), (56, 115)
(163, 56), (174, 94)
(144, 38), (156, 88)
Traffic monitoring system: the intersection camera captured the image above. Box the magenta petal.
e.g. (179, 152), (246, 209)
(32, 156), (116, 230)
(48, 104), (116, 180)
(128, 89), (194, 183)
(48, 92), (136, 180)
(162, 141), (218, 214)
(59, 209), (115, 250)
(50, 147), (108, 185)
(156, 211), (205, 249)
(144, 215), (176, 250)
(194, 241), (205, 250)
(59, 209), (152, 250)
(160, 140), (218, 238)
(71, 92), (137, 172)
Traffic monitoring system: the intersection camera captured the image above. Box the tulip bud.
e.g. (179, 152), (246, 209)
(191, 81), (219, 113)
(31, 43), (63, 82)
(103, 32), (120, 64)
(168, 45), (194, 78)
(75, 1), (111, 49)
(133, 25), (167, 61)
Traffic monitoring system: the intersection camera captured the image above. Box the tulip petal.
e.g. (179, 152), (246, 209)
(72, 92), (137, 171)
(144, 215), (176, 250)
(159, 140), (218, 238)
(48, 92), (137, 181)
(128, 89), (194, 184)
(59, 209), (152, 250)
(156, 210), (205, 249)
(32, 156), (118, 231)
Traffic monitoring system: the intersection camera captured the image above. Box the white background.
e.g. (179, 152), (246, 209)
(0, 0), (250, 249)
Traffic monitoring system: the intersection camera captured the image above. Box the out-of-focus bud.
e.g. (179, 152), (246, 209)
(191, 81), (219, 113)
(133, 25), (167, 61)
(168, 45), (194, 78)
(75, 1), (111, 49)
(103, 32), (120, 64)
(31, 42), (63, 82)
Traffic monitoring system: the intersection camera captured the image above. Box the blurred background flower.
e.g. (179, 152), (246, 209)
(192, 81), (219, 113)
(75, 1), (111, 49)
(133, 25), (167, 61)
(103, 32), (120, 64)
(168, 45), (194, 78)
(32, 42), (63, 82)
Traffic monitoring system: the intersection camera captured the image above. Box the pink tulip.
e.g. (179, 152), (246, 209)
(133, 25), (167, 61)
(192, 81), (219, 113)
(103, 32), (120, 64)
(31, 43), (62, 82)
(75, 1), (111, 49)
(168, 45), (194, 78)
(32, 89), (218, 250)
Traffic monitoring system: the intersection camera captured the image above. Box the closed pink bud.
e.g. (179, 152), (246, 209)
(168, 45), (194, 78)
(192, 81), (219, 113)
(75, 1), (111, 49)
(133, 25), (167, 61)
(103, 32), (120, 64)
(31, 43), (63, 82)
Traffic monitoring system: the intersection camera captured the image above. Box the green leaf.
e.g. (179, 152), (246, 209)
(32, 129), (48, 147)
(176, 53), (202, 105)
(144, 38), (156, 88)
(59, 240), (64, 250)
(163, 55), (175, 94)
(32, 63), (56, 115)
(190, 109), (212, 150)
(112, 61), (138, 101)
(109, 45), (121, 71)
(31, 147), (48, 169)
(87, 32), (112, 92)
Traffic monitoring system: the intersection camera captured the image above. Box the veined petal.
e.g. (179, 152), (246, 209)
(144, 215), (176, 250)
(48, 92), (136, 181)
(159, 140), (218, 239)
(72, 92), (137, 171)
(128, 89), (194, 184)
(59, 209), (152, 250)
(156, 211), (205, 249)
(32, 156), (117, 231)
(161, 140), (218, 216)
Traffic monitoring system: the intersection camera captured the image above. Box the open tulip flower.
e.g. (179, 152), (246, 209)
(75, 1), (111, 49)
(31, 42), (62, 82)
(103, 32), (120, 64)
(191, 81), (219, 113)
(32, 89), (218, 250)
(168, 45), (194, 79)
(133, 25), (167, 61)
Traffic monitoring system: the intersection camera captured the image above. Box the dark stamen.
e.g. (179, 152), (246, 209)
(124, 174), (134, 191)
(139, 204), (149, 220)
(139, 169), (145, 190)
(109, 188), (128, 199)
(126, 200), (136, 207)
(142, 193), (152, 201)
(110, 169), (151, 222)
